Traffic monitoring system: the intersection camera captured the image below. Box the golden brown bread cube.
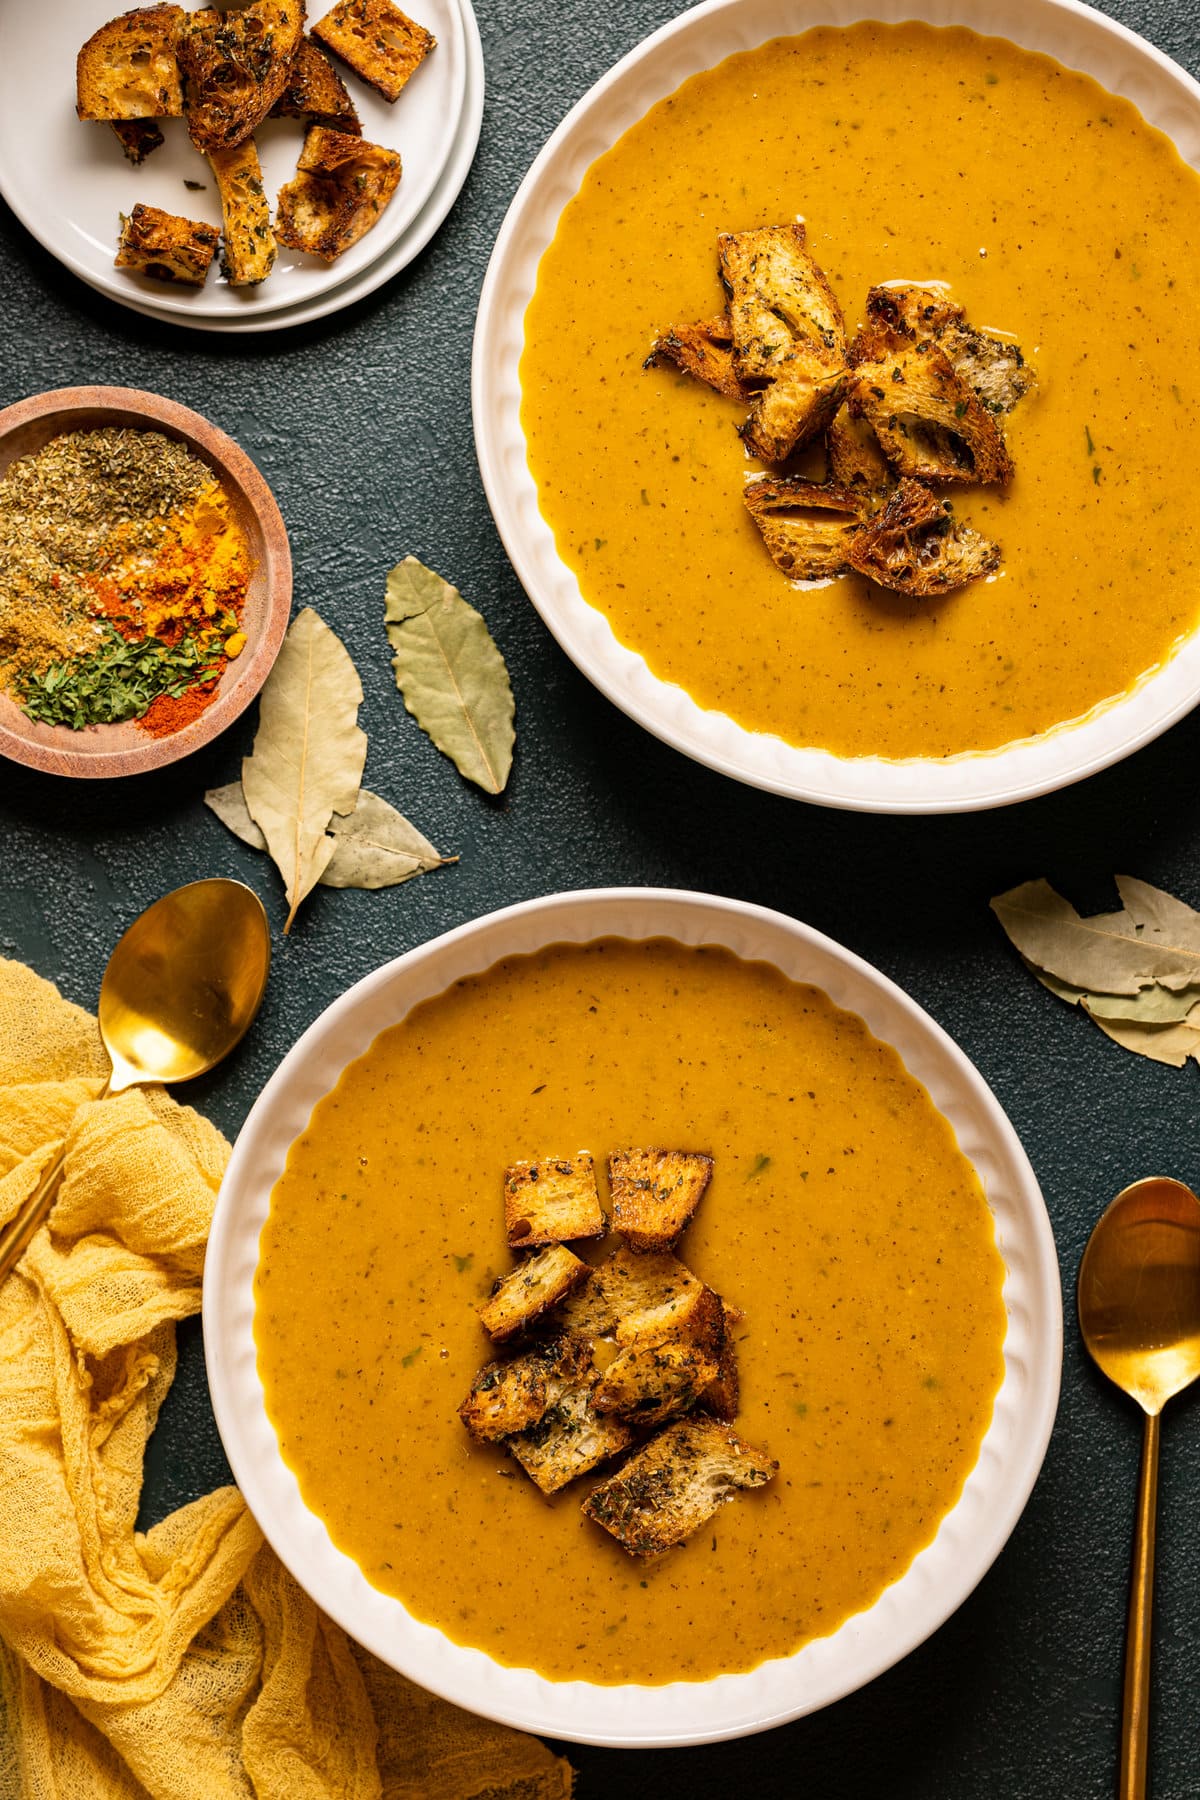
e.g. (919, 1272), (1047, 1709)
(476, 1243), (591, 1341)
(458, 1334), (592, 1444)
(593, 1284), (726, 1428)
(826, 404), (894, 510)
(701, 1304), (743, 1422)
(846, 476), (1001, 597)
(275, 126), (402, 262)
(312, 0), (435, 102)
(645, 314), (752, 401)
(848, 325), (1012, 486)
(77, 5), (184, 121)
(556, 1244), (704, 1337)
(179, 0), (306, 154)
(582, 1416), (777, 1557)
(743, 476), (864, 583)
(507, 1371), (636, 1494)
(608, 1148), (713, 1252)
(114, 203), (219, 285)
(271, 36), (361, 132)
(739, 355), (848, 465)
(865, 284), (1036, 416)
(500, 1152), (605, 1249)
(208, 137), (276, 287)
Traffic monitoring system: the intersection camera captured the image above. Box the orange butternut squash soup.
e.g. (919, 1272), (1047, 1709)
(520, 23), (1200, 759)
(256, 940), (1006, 1683)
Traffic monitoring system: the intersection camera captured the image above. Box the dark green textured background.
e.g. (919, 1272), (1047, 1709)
(3, 2), (1200, 1793)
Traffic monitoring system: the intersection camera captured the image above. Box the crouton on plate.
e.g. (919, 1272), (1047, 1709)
(608, 1148), (713, 1252)
(208, 137), (277, 287)
(582, 1415), (777, 1556)
(847, 476), (1001, 597)
(271, 36), (361, 133)
(110, 119), (166, 165)
(312, 0), (435, 103)
(275, 125), (402, 261)
(477, 1243), (591, 1340)
(501, 1153), (605, 1249)
(508, 1371), (636, 1494)
(179, 0), (306, 155)
(77, 5), (184, 122)
(645, 314), (752, 401)
(114, 203), (219, 285)
(458, 1334), (593, 1444)
(743, 476), (865, 582)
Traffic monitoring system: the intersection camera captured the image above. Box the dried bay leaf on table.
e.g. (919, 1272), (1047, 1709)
(991, 878), (1200, 994)
(1024, 960), (1200, 1024)
(384, 557), (515, 794)
(205, 782), (452, 891)
(1090, 1011), (1200, 1069)
(240, 607), (368, 932)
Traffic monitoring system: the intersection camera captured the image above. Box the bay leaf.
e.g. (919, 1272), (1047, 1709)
(241, 608), (368, 933)
(206, 781), (451, 892)
(991, 878), (1200, 995)
(1089, 1010), (1200, 1069)
(321, 790), (455, 889)
(385, 557), (515, 794)
(1024, 960), (1200, 1024)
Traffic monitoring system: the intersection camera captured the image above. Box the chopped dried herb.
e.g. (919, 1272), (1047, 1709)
(16, 627), (220, 729)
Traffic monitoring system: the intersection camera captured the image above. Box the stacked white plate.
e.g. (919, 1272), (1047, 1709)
(0, 0), (483, 333)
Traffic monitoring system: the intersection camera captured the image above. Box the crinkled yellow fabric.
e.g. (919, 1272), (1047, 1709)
(0, 958), (572, 1800)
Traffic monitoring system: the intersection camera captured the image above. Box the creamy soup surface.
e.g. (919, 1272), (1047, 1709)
(256, 940), (1006, 1684)
(520, 23), (1200, 758)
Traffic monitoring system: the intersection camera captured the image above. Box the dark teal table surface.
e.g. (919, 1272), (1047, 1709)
(3, 3), (1200, 1793)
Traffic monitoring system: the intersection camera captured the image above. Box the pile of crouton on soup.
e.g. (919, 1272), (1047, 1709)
(75, 0), (436, 287)
(459, 1148), (778, 1559)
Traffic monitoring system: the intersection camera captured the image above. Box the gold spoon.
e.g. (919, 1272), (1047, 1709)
(0, 878), (270, 1284)
(1078, 1176), (1200, 1800)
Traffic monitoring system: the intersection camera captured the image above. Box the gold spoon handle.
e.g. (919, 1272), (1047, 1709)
(1121, 1408), (1160, 1800)
(0, 1079), (113, 1284)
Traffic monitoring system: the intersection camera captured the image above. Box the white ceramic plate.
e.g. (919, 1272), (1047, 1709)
(81, 0), (484, 334)
(472, 0), (1200, 813)
(0, 0), (465, 323)
(205, 887), (1062, 1748)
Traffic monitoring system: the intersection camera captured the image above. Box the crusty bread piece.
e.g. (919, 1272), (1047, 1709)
(208, 137), (276, 286)
(865, 284), (1036, 416)
(501, 1153), (605, 1249)
(609, 1148), (713, 1253)
(508, 1371), (636, 1494)
(114, 203), (219, 285)
(645, 314), (752, 401)
(312, 0), (435, 102)
(271, 36), (361, 131)
(741, 358), (847, 464)
(701, 1303), (743, 1421)
(594, 1284), (725, 1427)
(582, 1416), (777, 1557)
(77, 5), (184, 121)
(275, 125), (402, 262)
(849, 325), (1012, 486)
(743, 476), (864, 582)
(847, 476), (1000, 597)
(556, 1245), (704, 1337)
(180, 0), (306, 154)
(459, 1334), (592, 1444)
(826, 404), (893, 509)
(110, 118), (165, 163)
(477, 1243), (591, 1341)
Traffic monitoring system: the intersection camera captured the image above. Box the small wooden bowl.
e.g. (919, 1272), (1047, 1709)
(0, 386), (291, 778)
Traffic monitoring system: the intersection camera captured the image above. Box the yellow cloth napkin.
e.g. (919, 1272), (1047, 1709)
(0, 957), (573, 1800)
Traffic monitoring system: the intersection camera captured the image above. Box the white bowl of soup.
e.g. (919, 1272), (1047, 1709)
(473, 0), (1200, 811)
(205, 888), (1061, 1746)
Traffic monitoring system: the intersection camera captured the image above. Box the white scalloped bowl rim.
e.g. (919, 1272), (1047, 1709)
(471, 0), (1200, 813)
(204, 888), (1062, 1747)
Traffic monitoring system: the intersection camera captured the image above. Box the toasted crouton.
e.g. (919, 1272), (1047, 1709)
(865, 284), (1036, 415)
(208, 137), (276, 286)
(582, 1416), (777, 1556)
(180, 0), (306, 155)
(849, 327), (1012, 486)
(847, 477), (1001, 597)
(645, 315), (752, 401)
(701, 1304), (743, 1421)
(275, 126), (402, 261)
(312, 0), (435, 102)
(477, 1243), (591, 1341)
(77, 5), (184, 121)
(608, 1149), (713, 1252)
(508, 1371), (636, 1493)
(743, 476), (863, 582)
(826, 404), (893, 509)
(501, 1153), (604, 1249)
(594, 1285), (725, 1427)
(458, 1333), (592, 1443)
(115, 204), (219, 285)
(271, 37), (361, 132)
(556, 1245), (704, 1337)
(110, 119), (165, 163)
(740, 357), (848, 465)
